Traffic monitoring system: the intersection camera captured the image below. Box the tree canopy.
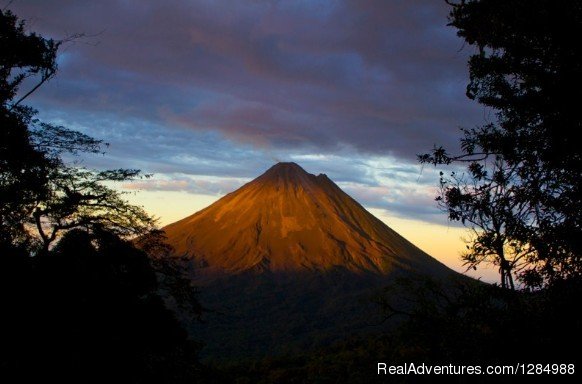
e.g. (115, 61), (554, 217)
(0, 8), (205, 381)
(0, 9), (154, 253)
(420, 0), (582, 288)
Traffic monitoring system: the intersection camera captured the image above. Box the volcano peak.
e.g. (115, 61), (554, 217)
(258, 162), (315, 187)
(268, 162), (305, 172)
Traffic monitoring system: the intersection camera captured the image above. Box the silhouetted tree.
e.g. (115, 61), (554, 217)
(0, 8), (153, 253)
(32, 166), (154, 252)
(1, 8), (206, 382)
(1, 8), (57, 249)
(420, 0), (582, 288)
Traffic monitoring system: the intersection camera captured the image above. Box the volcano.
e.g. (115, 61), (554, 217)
(163, 162), (451, 279)
(162, 162), (459, 359)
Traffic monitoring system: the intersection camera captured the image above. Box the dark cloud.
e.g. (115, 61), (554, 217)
(12, 0), (481, 159)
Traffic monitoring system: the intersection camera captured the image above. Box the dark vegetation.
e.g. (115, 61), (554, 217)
(1, 0), (581, 382)
(211, 277), (582, 383)
(0, 8), (204, 382)
(176, 273), (580, 383)
(0, 229), (203, 382)
(420, 0), (582, 289)
(188, 270), (396, 361)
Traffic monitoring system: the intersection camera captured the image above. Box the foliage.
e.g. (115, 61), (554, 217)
(136, 230), (204, 321)
(212, 276), (582, 383)
(0, 8), (153, 252)
(0, 229), (204, 382)
(1, 8), (57, 248)
(374, 276), (582, 378)
(31, 166), (154, 252)
(0, 8), (205, 382)
(420, 0), (582, 288)
(0, 8), (58, 107)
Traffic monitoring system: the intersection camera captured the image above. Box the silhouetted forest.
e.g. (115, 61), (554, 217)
(210, 277), (582, 383)
(1, 0), (581, 382)
(0, 229), (204, 382)
(0, 8), (204, 382)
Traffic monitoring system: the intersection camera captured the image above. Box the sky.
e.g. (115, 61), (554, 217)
(9, 0), (497, 282)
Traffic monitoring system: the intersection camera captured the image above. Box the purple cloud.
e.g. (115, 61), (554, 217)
(12, 0), (481, 160)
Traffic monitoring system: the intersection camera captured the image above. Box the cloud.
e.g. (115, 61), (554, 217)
(123, 174), (247, 195)
(9, 0), (482, 225)
(12, 0), (482, 160)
